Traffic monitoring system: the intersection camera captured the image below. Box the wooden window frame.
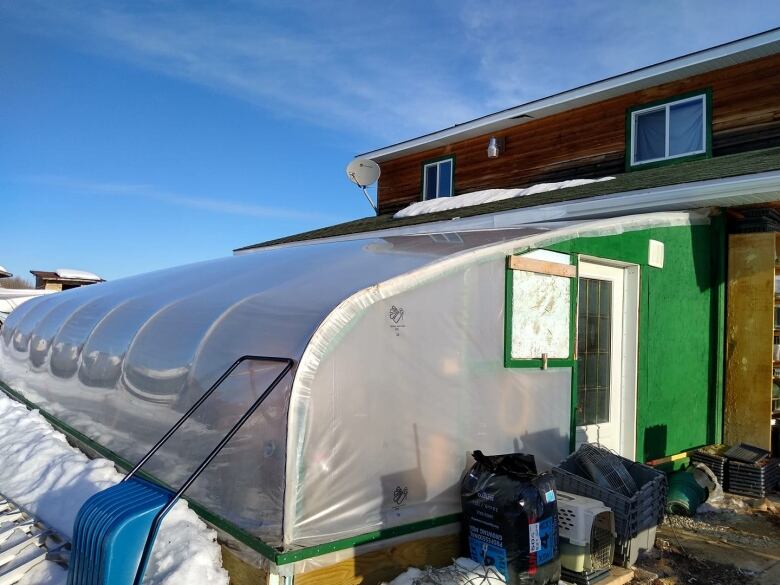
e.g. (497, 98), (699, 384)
(626, 88), (712, 170)
(421, 156), (455, 200)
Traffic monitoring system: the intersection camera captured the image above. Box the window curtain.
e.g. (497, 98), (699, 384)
(437, 160), (452, 197)
(669, 100), (704, 156)
(424, 165), (437, 199)
(634, 109), (666, 162)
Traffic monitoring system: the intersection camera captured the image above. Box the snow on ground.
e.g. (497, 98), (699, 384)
(384, 558), (505, 585)
(19, 563), (67, 585)
(393, 177), (615, 218)
(0, 393), (229, 585)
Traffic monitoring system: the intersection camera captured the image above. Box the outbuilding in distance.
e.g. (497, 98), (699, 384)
(30, 268), (104, 291)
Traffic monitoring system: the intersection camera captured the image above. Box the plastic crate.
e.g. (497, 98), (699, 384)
(614, 525), (657, 568)
(560, 567), (610, 585)
(690, 449), (728, 487)
(552, 451), (667, 540)
(724, 443), (770, 464)
(726, 459), (780, 497)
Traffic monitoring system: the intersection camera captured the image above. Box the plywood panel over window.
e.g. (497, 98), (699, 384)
(505, 250), (577, 369)
(511, 271), (571, 360)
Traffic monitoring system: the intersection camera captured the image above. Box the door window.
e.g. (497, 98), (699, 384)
(577, 277), (612, 426)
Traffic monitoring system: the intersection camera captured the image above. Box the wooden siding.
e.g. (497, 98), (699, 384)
(377, 53), (780, 213)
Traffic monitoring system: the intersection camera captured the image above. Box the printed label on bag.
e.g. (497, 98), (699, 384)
(531, 516), (556, 566)
(545, 489), (556, 503)
(468, 537), (508, 581)
(528, 521), (541, 553)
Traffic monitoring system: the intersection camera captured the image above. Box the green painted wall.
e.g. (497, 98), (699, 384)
(547, 219), (725, 462)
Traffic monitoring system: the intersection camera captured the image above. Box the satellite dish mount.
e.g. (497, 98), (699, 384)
(346, 158), (381, 214)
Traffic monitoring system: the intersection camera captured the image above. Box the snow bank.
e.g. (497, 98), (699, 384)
(393, 177), (615, 218)
(19, 563), (67, 585)
(54, 268), (102, 281)
(0, 393), (229, 585)
(384, 558), (505, 585)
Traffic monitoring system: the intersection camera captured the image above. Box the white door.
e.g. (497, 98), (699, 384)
(575, 261), (638, 458)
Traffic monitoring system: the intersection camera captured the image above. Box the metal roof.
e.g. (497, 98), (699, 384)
(358, 27), (780, 162)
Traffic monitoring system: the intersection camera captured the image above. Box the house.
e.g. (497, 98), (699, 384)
(236, 26), (780, 463)
(30, 268), (104, 291)
(1, 28), (780, 585)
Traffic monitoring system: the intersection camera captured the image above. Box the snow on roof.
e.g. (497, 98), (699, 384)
(0, 392), (229, 584)
(394, 177), (615, 218)
(0, 266), (11, 278)
(54, 268), (102, 282)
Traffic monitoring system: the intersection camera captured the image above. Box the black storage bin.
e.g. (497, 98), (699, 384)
(551, 450), (667, 540)
(726, 458), (780, 498)
(690, 447), (728, 487)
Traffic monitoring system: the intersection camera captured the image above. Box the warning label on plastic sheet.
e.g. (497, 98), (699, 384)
(528, 517), (555, 566)
(468, 537), (508, 581)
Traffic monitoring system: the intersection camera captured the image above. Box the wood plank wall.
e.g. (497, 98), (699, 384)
(377, 54), (780, 213)
(295, 533), (460, 585)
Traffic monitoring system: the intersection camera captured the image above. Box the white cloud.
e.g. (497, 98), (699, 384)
(3, 1), (777, 146)
(20, 176), (336, 222)
(458, 4), (776, 121)
(456, 1), (779, 111)
(1, 2), (483, 143)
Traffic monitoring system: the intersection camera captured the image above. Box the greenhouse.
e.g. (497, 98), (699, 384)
(0, 211), (721, 573)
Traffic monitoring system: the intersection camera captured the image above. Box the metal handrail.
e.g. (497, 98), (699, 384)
(125, 355), (295, 585)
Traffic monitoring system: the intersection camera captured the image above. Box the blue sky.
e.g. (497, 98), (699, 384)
(2, 1), (779, 281)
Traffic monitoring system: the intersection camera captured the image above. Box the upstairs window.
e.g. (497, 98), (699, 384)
(628, 91), (710, 168)
(422, 157), (454, 199)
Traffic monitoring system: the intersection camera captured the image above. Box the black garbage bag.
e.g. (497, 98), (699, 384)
(461, 451), (560, 585)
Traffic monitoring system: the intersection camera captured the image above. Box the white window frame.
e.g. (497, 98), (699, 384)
(629, 93), (707, 167)
(422, 158), (454, 200)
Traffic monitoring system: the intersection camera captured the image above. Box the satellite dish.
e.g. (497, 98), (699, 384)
(346, 158), (380, 214)
(346, 158), (381, 188)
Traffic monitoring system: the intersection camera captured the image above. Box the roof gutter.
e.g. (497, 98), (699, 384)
(238, 170), (780, 253)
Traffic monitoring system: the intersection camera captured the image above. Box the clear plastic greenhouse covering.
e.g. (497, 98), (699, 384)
(0, 211), (708, 551)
